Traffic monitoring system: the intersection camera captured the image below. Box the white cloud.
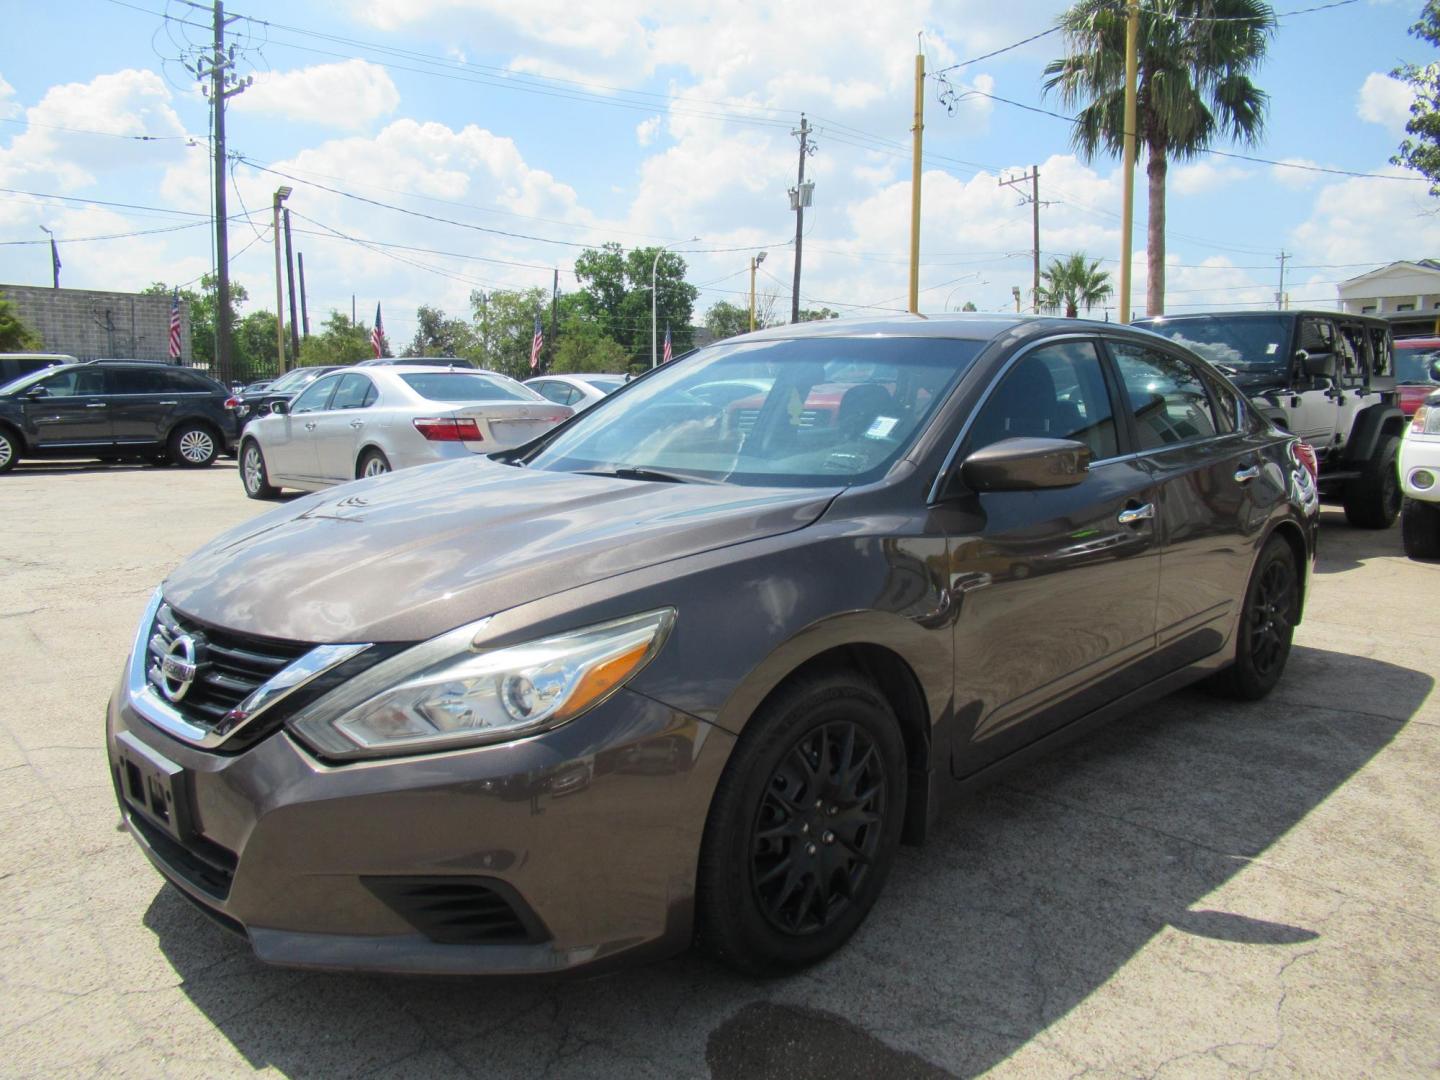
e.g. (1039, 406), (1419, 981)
(1356, 72), (1413, 134)
(1291, 166), (1440, 268)
(636, 115), (661, 146)
(0, 75), (19, 120)
(1270, 157), (1325, 189)
(1170, 160), (1251, 196)
(234, 60), (400, 130)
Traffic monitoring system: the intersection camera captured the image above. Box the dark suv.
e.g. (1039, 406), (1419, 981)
(1136, 310), (1405, 527)
(0, 361), (238, 474)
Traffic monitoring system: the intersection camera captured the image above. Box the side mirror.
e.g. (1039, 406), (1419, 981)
(959, 437), (1092, 493)
(1296, 349), (1336, 380)
(24, 385), (49, 399)
(269, 399), (288, 416)
(1429, 357), (1440, 382)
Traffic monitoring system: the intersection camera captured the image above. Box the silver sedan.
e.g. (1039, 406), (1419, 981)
(239, 365), (572, 498)
(524, 373), (629, 411)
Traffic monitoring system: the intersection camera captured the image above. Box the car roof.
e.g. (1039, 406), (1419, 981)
(352, 363), (511, 377)
(740, 312), (1075, 342)
(1136, 310), (1389, 328)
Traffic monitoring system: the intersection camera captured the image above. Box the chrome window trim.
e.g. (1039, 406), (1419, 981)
(125, 589), (371, 750)
(927, 333), (1119, 504)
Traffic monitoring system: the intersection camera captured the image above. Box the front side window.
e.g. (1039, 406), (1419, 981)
(524, 337), (982, 487)
(1109, 342), (1220, 449)
(34, 368), (106, 397)
(291, 374), (341, 414)
(966, 340), (1118, 461)
(533, 381), (574, 405)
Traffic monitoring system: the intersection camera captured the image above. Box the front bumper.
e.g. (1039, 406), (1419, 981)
(107, 679), (735, 975)
(1399, 432), (1440, 502)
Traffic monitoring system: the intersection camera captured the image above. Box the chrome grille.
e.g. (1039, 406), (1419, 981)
(146, 604), (313, 730)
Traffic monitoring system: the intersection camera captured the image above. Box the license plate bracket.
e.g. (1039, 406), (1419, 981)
(114, 730), (194, 843)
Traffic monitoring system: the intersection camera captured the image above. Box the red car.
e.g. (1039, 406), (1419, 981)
(1394, 337), (1440, 417)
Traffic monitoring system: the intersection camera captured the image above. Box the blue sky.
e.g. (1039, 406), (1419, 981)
(1, 0), (1436, 346)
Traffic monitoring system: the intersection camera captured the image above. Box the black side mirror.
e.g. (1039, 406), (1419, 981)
(1429, 357), (1440, 382)
(269, 399), (289, 416)
(959, 437), (1092, 493)
(1296, 349), (1336, 380)
(25, 385), (49, 399)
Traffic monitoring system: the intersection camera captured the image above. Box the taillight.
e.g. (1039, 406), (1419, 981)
(224, 396), (240, 410)
(1294, 440), (1318, 481)
(413, 417), (483, 442)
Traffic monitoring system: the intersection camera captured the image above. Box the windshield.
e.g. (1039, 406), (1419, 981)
(401, 372), (538, 403)
(1138, 315), (1291, 377)
(1395, 344), (1440, 384)
(522, 336), (982, 487)
(269, 367), (327, 393)
(0, 366), (78, 396)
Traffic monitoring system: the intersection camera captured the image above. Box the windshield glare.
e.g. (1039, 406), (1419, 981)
(1139, 315), (1291, 373)
(523, 337), (982, 487)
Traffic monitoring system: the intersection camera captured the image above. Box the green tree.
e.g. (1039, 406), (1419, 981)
(236, 310), (279, 375)
(299, 311), (373, 366)
(798, 307), (841, 321)
(1036, 252), (1114, 318)
(0, 290), (42, 351)
(704, 300), (751, 340)
(553, 319), (630, 373)
(142, 276), (257, 377)
(573, 243), (698, 365)
(1391, 1), (1440, 195)
(1043, 0), (1274, 315)
(472, 288), (550, 379)
(403, 305), (478, 359)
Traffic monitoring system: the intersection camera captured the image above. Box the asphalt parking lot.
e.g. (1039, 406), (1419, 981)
(1, 459), (1437, 1079)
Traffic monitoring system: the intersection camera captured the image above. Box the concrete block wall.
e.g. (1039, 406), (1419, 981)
(0, 283), (192, 364)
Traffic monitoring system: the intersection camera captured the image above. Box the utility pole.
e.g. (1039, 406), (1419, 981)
(789, 114), (814, 323)
(1118, 0), (1140, 323)
(271, 186), (290, 372)
(1276, 250), (1289, 311)
(749, 251), (767, 332)
(909, 48), (924, 315)
(197, 0), (251, 384)
(548, 267), (558, 373)
(283, 207), (300, 362)
(1000, 166), (1043, 312)
(39, 226), (60, 288)
(297, 252), (310, 337)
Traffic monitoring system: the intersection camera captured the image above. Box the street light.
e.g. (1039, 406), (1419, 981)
(273, 186), (292, 372)
(39, 225), (58, 289)
(652, 236), (699, 368)
(1011, 285), (1022, 313)
(749, 251), (767, 332)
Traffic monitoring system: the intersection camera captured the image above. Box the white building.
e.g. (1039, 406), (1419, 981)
(1337, 259), (1440, 316)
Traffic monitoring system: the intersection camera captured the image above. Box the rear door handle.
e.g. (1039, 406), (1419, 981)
(1117, 503), (1155, 525)
(157, 400), (178, 406)
(85, 402), (108, 409)
(1234, 465), (1260, 483)
(350, 420), (364, 429)
(304, 422), (317, 431)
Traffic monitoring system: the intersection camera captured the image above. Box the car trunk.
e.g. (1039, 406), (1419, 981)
(445, 401), (572, 452)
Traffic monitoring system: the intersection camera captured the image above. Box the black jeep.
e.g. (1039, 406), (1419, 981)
(1135, 310), (1405, 528)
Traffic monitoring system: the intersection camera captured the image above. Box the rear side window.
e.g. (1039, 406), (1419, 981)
(331, 374), (376, 410)
(1109, 342), (1220, 449)
(401, 373), (536, 403)
(967, 340), (1119, 462)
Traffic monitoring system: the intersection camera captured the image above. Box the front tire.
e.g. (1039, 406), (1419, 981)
(240, 440), (279, 499)
(357, 448), (391, 478)
(1207, 535), (1300, 701)
(1401, 498), (1440, 559)
(696, 671), (906, 976)
(169, 423), (219, 468)
(1341, 433), (1401, 528)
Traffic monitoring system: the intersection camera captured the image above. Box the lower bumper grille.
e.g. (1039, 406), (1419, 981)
(123, 800), (239, 900)
(362, 877), (550, 945)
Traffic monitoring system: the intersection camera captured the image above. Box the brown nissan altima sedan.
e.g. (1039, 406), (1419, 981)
(107, 314), (1319, 976)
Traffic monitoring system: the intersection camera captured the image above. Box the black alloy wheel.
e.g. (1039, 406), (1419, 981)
(751, 721), (886, 936)
(697, 671), (906, 975)
(1207, 535), (1299, 701)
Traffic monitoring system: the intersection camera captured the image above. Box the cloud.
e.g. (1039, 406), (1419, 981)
(1356, 72), (1413, 134)
(234, 60), (400, 129)
(1291, 166), (1440, 268)
(636, 115), (661, 146)
(1270, 157), (1325, 189)
(1170, 161), (1251, 196)
(0, 75), (19, 120)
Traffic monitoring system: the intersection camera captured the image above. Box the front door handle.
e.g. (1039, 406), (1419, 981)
(85, 402), (108, 409)
(157, 400), (178, 406)
(1234, 464), (1261, 483)
(350, 420), (364, 429)
(304, 422), (317, 431)
(1117, 503), (1155, 525)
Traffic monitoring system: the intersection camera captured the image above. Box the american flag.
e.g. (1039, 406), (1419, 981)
(370, 302), (385, 358)
(168, 289), (182, 360)
(662, 323), (672, 364)
(530, 314), (543, 372)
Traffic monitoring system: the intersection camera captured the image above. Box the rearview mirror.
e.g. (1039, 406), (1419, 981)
(269, 399), (288, 416)
(960, 437), (1091, 493)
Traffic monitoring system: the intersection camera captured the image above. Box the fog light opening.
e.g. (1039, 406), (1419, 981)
(1411, 469), (1435, 491)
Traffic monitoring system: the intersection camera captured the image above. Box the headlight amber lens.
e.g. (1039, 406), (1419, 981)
(288, 609), (675, 759)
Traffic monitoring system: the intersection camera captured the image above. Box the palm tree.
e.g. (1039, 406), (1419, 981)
(1037, 253), (1114, 318)
(1043, 0), (1275, 315)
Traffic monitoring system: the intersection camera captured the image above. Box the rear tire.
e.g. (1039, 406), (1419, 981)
(0, 427), (19, 474)
(1341, 433), (1401, 528)
(169, 422), (219, 468)
(240, 440), (279, 500)
(696, 671), (906, 976)
(1206, 535), (1300, 701)
(1401, 498), (1440, 559)
(357, 448), (391, 478)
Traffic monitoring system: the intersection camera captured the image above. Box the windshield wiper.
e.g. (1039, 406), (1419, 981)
(577, 466), (718, 485)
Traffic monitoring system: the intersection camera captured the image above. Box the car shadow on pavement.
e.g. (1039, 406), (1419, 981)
(1312, 506), (1403, 574)
(141, 646), (1432, 1079)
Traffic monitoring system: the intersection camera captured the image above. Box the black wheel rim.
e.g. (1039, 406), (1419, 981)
(750, 720), (886, 937)
(1248, 558), (1295, 677)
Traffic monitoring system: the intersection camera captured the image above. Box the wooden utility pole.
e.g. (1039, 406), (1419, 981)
(1000, 166), (1042, 312)
(297, 251), (310, 337)
(1276, 250), (1289, 310)
(283, 207), (301, 362)
(909, 49), (924, 314)
(790, 114), (813, 323)
(548, 267), (558, 373)
(1118, 0), (1140, 323)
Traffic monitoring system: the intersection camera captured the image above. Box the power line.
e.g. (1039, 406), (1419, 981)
(0, 186), (210, 217)
(1136, 0), (1358, 23)
(932, 27), (1063, 76)
(0, 116), (201, 141)
(0, 220), (210, 245)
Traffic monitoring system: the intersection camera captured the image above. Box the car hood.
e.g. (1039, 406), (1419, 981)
(162, 459), (840, 643)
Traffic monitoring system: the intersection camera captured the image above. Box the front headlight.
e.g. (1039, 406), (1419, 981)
(288, 608), (675, 760)
(1412, 402), (1440, 435)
